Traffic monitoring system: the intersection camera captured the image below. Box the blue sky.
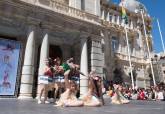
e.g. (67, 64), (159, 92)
(112, 0), (165, 53)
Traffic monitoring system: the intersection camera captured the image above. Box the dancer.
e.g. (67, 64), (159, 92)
(38, 58), (53, 104)
(55, 67), (84, 107)
(62, 58), (82, 89)
(111, 84), (129, 104)
(53, 57), (65, 102)
(82, 71), (104, 106)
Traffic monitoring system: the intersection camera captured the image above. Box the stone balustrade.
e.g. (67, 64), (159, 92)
(20, 0), (101, 25)
(101, 9), (137, 31)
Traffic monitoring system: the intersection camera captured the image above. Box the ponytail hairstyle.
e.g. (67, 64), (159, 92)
(89, 76), (102, 98)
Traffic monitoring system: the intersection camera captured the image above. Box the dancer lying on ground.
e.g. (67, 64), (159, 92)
(82, 71), (104, 106)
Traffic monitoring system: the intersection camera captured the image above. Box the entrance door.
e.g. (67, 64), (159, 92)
(49, 45), (63, 61)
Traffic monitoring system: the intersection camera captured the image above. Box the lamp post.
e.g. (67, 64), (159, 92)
(154, 54), (160, 83)
(151, 54), (160, 84)
(140, 9), (156, 86)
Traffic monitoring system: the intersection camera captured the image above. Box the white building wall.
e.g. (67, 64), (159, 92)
(84, 0), (100, 15)
(69, 0), (81, 9)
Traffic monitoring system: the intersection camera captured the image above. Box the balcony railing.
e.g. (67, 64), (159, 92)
(20, 0), (101, 25)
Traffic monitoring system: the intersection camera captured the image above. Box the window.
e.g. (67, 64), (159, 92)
(81, 0), (85, 10)
(109, 15), (112, 22)
(162, 63), (165, 67)
(163, 70), (165, 74)
(129, 40), (133, 54)
(111, 36), (119, 52)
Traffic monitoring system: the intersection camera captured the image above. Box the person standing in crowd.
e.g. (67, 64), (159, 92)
(131, 90), (138, 100)
(155, 86), (164, 101)
(38, 58), (53, 104)
(150, 87), (156, 100)
(137, 88), (145, 100)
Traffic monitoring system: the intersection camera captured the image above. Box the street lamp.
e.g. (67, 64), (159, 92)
(139, 8), (156, 86)
(154, 54), (160, 83)
(151, 54), (161, 84)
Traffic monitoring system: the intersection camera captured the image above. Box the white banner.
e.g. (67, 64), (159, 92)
(0, 39), (20, 95)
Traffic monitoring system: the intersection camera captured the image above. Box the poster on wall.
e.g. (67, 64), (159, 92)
(0, 39), (20, 96)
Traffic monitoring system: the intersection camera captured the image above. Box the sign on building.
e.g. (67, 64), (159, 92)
(0, 39), (20, 96)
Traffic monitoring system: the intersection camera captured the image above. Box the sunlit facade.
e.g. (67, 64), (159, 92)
(0, 0), (153, 98)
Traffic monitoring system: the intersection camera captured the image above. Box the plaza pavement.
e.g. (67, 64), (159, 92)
(0, 98), (165, 114)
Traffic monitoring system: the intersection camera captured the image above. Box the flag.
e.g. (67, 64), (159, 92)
(121, 6), (128, 24)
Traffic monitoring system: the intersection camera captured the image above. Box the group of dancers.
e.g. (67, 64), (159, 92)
(38, 57), (129, 107)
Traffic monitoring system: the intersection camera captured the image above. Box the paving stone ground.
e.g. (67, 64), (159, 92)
(0, 98), (165, 114)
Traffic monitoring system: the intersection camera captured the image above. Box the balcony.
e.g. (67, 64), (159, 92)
(20, 0), (101, 25)
(101, 13), (137, 34)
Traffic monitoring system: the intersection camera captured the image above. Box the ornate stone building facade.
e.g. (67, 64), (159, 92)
(151, 53), (165, 84)
(0, 0), (153, 98)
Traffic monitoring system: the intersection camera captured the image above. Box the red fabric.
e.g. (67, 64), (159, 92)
(138, 91), (145, 100)
(44, 69), (53, 77)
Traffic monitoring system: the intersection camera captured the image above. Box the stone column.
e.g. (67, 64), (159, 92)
(102, 30), (112, 81)
(19, 26), (36, 99)
(112, 14), (115, 23)
(37, 31), (49, 97)
(117, 15), (120, 25)
(130, 20), (134, 29)
(106, 12), (110, 22)
(80, 35), (88, 97)
(38, 32), (49, 76)
(121, 18), (125, 26)
(101, 10), (105, 20)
